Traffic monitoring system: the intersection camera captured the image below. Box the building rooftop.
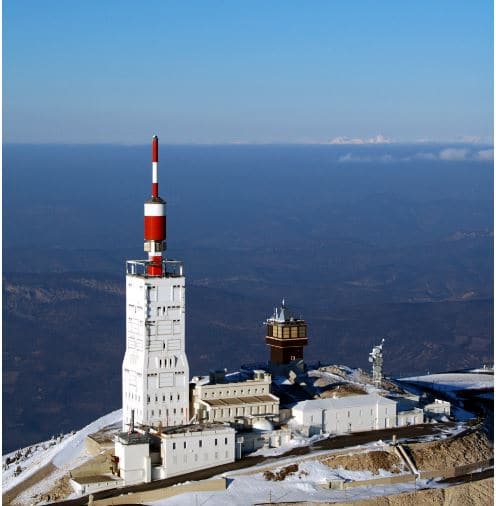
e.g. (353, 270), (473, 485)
(293, 393), (396, 412)
(117, 431), (153, 445)
(202, 394), (278, 407)
(157, 422), (233, 437)
(191, 369), (268, 387)
(71, 474), (121, 485)
(266, 300), (305, 324)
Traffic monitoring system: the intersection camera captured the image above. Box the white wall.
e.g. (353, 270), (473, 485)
(122, 273), (190, 430)
(115, 440), (151, 486)
(161, 427), (235, 478)
(397, 409), (424, 427)
(293, 396), (397, 435)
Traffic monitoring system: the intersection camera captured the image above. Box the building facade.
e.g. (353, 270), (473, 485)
(114, 424), (235, 486)
(265, 301), (308, 366)
(291, 394), (397, 436)
(122, 265), (190, 429)
(159, 424), (235, 479)
(191, 370), (280, 423)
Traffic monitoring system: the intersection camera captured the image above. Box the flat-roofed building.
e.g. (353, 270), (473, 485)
(191, 370), (280, 423)
(423, 399), (451, 420)
(114, 423), (235, 486)
(292, 394), (397, 436)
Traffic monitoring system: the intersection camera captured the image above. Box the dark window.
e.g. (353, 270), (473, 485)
(215, 438), (218, 446)
(199, 440), (202, 447)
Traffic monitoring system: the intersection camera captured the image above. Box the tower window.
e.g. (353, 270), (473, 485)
(215, 439), (218, 446)
(199, 440), (202, 447)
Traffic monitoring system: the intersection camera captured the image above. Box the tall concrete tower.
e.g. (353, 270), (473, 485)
(122, 136), (190, 431)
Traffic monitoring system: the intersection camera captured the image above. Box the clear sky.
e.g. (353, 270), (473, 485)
(4, 1), (493, 144)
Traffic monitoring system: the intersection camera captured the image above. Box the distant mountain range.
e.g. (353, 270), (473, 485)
(3, 144), (493, 452)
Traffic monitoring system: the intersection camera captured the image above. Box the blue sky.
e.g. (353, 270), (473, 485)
(4, 1), (493, 144)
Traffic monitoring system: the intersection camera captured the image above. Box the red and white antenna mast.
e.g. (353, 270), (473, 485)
(144, 135), (166, 276)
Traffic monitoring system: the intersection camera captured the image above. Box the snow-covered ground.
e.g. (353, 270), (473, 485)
(400, 373), (493, 392)
(309, 366), (386, 396)
(146, 459), (444, 506)
(3, 409), (122, 504)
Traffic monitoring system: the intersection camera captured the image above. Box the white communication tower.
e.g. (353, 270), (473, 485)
(368, 339), (385, 387)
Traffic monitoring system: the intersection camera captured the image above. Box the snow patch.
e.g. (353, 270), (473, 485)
(3, 409), (122, 501)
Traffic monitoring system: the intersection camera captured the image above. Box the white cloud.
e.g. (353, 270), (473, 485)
(338, 152), (394, 163)
(330, 134), (391, 145)
(438, 148), (469, 161)
(475, 149), (493, 161)
(338, 153), (372, 162)
(453, 135), (490, 144)
(337, 146), (494, 163)
(413, 152), (437, 160)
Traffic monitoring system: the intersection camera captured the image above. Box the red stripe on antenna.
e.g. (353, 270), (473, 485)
(152, 136), (158, 162)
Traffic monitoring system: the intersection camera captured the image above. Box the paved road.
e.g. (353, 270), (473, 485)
(55, 421), (461, 506)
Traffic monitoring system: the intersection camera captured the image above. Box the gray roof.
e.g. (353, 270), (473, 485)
(117, 431), (153, 445)
(293, 393), (396, 412)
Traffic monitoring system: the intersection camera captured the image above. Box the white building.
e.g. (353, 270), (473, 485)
(291, 394), (397, 436)
(235, 419), (292, 457)
(115, 431), (153, 485)
(158, 424), (235, 479)
(191, 370), (280, 423)
(397, 408), (424, 426)
(114, 424), (235, 486)
(423, 399), (451, 419)
(122, 261), (190, 430)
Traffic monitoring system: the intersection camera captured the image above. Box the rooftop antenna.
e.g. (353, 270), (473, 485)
(368, 339), (385, 388)
(128, 409), (135, 435)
